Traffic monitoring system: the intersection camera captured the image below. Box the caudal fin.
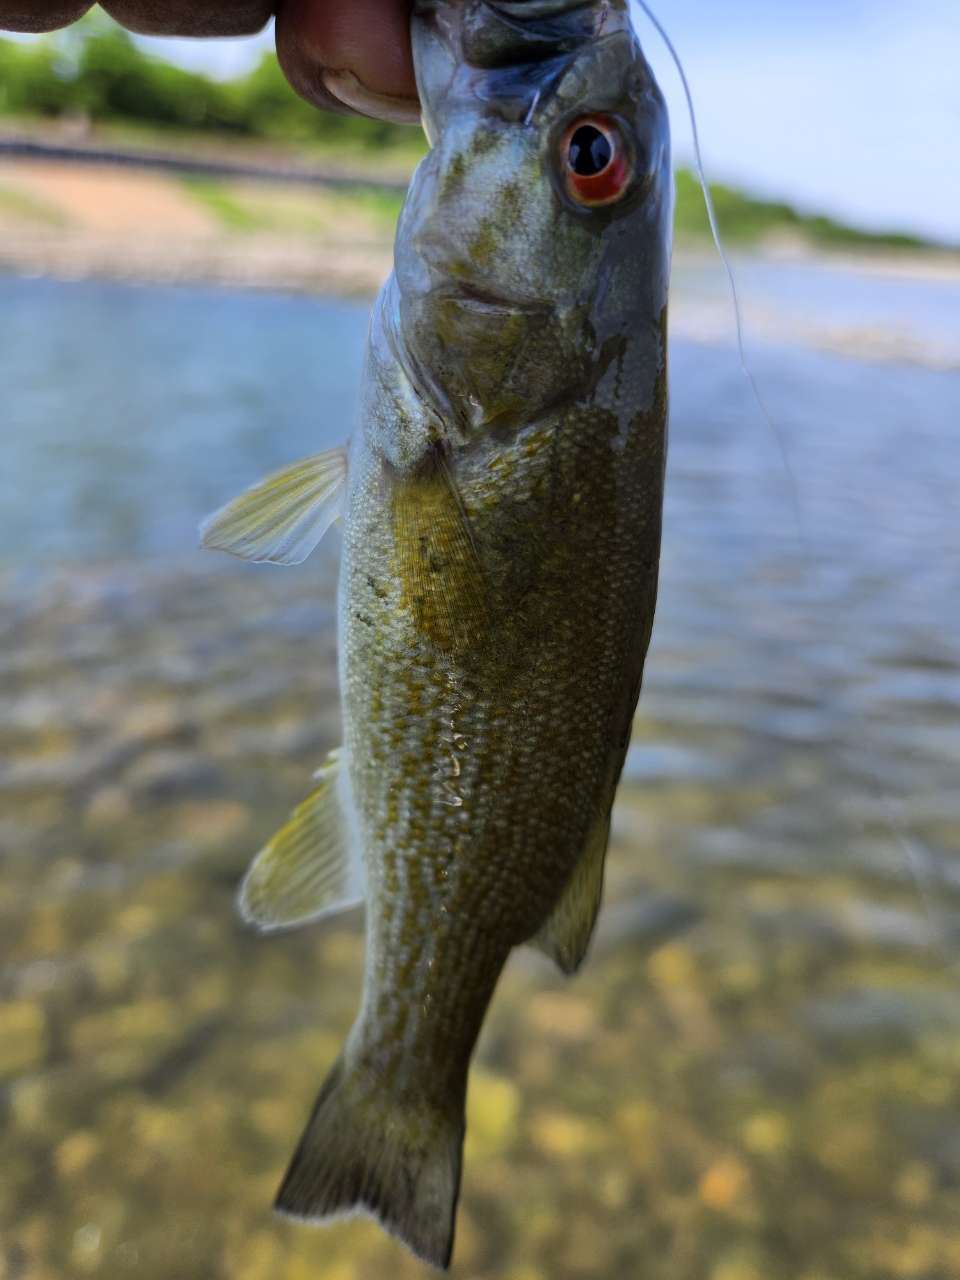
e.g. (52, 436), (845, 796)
(275, 1053), (465, 1270)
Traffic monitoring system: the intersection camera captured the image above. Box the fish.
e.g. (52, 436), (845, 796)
(200, 0), (671, 1268)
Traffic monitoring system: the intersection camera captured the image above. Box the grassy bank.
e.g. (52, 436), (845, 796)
(0, 12), (422, 153)
(673, 170), (929, 253)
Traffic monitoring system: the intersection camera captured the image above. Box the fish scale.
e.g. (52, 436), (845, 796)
(201, 0), (671, 1267)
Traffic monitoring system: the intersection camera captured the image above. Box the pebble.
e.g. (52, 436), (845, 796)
(54, 1131), (101, 1179)
(124, 749), (222, 801)
(84, 785), (133, 824)
(590, 892), (701, 959)
(68, 997), (187, 1081)
(698, 1159), (752, 1212)
(801, 987), (960, 1051)
(171, 800), (250, 844)
(1, 557), (958, 1278)
(525, 993), (597, 1043)
(529, 1111), (608, 1159)
(741, 1110), (791, 1156)
(0, 1001), (48, 1081)
(464, 1072), (520, 1160)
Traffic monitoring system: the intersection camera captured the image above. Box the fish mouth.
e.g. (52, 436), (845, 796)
(434, 283), (556, 317)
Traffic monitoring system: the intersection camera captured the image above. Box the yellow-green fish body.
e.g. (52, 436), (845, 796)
(201, 0), (671, 1267)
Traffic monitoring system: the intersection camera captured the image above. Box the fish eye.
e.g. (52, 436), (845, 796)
(560, 115), (633, 208)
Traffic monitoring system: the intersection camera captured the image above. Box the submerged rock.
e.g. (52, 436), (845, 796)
(590, 892), (702, 960)
(801, 987), (960, 1053)
(0, 1001), (48, 1081)
(124, 750), (222, 802)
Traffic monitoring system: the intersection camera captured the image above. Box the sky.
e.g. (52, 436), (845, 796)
(9, 1), (960, 242)
(630, 0), (960, 243)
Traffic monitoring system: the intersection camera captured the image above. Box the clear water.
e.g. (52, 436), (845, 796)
(0, 268), (959, 1280)
(670, 255), (960, 368)
(0, 276), (370, 561)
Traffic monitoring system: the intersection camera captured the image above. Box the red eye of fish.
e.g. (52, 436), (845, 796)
(561, 115), (633, 208)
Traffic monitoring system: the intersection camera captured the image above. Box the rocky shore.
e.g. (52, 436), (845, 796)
(0, 220), (393, 298)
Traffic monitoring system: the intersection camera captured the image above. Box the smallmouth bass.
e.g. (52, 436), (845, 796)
(201, 0), (671, 1267)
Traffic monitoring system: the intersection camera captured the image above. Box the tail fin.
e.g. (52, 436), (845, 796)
(275, 1053), (465, 1270)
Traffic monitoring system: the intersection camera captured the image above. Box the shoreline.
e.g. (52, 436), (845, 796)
(0, 149), (398, 299)
(3, 234), (958, 371)
(0, 223), (393, 299)
(2, 115), (957, 300)
(1, 151), (958, 369)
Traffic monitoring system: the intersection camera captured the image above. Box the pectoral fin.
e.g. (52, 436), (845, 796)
(238, 749), (363, 932)
(392, 445), (493, 655)
(530, 813), (610, 975)
(200, 446), (347, 566)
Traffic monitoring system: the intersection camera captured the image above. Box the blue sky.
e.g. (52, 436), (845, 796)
(9, 2), (960, 242)
(631, 0), (960, 243)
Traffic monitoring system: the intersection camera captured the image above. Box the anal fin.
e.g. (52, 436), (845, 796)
(238, 749), (363, 932)
(200, 446), (347, 566)
(530, 813), (610, 975)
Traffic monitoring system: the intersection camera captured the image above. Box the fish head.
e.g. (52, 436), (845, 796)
(394, 0), (672, 438)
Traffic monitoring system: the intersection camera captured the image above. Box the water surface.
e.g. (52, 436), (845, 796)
(0, 268), (958, 1280)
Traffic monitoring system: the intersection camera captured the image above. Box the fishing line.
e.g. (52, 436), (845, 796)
(631, 0), (959, 975)
(863, 734), (960, 976)
(632, 0), (805, 544)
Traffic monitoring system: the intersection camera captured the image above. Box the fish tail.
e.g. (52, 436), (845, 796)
(274, 1051), (464, 1271)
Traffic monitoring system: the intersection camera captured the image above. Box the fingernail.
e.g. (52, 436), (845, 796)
(322, 69), (422, 125)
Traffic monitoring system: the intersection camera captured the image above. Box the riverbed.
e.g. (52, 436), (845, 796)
(1, 265), (959, 1280)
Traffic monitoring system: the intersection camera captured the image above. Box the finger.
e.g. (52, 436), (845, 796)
(276, 0), (419, 124)
(0, 2), (93, 32)
(99, 1), (274, 38)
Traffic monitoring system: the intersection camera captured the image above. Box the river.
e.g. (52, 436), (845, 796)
(0, 262), (958, 1280)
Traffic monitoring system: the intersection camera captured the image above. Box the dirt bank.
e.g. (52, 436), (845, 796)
(0, 155), (394, 298)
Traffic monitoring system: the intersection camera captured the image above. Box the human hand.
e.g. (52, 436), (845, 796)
(0, 1), (420, 122)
